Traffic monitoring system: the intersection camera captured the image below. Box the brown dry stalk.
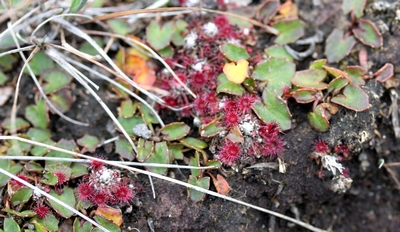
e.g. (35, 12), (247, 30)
(81, 7), (278, 35)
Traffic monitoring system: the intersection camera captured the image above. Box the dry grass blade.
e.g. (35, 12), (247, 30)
(0, 136), (327, 232)
(81, 7), (279, 35)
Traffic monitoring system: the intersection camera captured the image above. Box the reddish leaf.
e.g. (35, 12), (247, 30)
(352, 19), (383, 48)
(374, 63), (394, 82)
(210, 174), (230, 196)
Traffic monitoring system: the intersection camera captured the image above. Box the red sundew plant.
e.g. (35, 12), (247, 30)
(218, 140), (241, 166)
(262, 135), (285, 158)
(313, 139), (330, 154)
(33, 201), (51, 219)
(223, 111), (240, 128)
(77, 182), (92, 201)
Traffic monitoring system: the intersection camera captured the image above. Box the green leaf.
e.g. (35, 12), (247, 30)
(117, 116), (144, 137)
(171, 19), (189, 46)
(0, 51), (18, 71)
(180, 137), (208, 150)
(0, 159), (23, 187)
(146, 21), (174, 50)
(343, 66), (366, 86)
(45, 139), (76, 166)
(220, 43), (250, 62)
(137, 138), (153, 162)
(188, 176), (210, 202)
(73, 218), (92, 232)
(1, 117), (30, 131)
(272, 19), (304, 45)
(291, 69), (328, 90)
(160, 122), (190, 141)
(32, 213), (59, 232)
(252, 89), (291, 131)
(49, 89), (75, 113)
(7, 138), (31, 156)
(77, 134), (99, 153)
(307, 105), (330, 132)
(3, 208), (36, 217)
(70, 162), (89, 179)
(327, 77), (349, 94)
(48, 187), (76, 218)
(138, 103), (159, 125)
(119, 98), (137, 118)
(309, 59), (327, 69)
(93, 215), (120, 232)
(216, 73), (245, 96)
(352, 18), (383, 48)
(253, 57), (296, 95)
(30, 139), (54, 156)
(325, 29), (356, 63)
(70, 0), (88, 13)
(11, 187), (33, 206)
(158, 45), (174, 58)
(331, 84), (370, 111)
(200, 120), (225, 138)
(292, 89), (318, 104)
(25, 99), (48, 129)
(0, 71), (7, 85)
(189, 151), (201, 178)
(264, 45), (294, 61)
(342, 0), (366, 18)
(4, 218), (20, 232)
(24, 162), (43, 173)
(41, 69), (72, 94)
(115, 138), (135, 161)
(107, 19), (133, 35)
(24, 51), (55, 75)
(40, 172), (58, 185)
(144, 142), (169, 175)
(27, 128), (51, 142)
(168, 144), (184, 160)
(79, 38), (105, 56)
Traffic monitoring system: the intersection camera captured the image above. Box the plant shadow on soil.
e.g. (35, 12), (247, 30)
(1, 0), (400, 231)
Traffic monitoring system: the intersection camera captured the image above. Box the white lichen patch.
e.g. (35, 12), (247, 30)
(184, 31), (198, 48)
(321, 155), (344, 175)
(202, 22), (218, 37)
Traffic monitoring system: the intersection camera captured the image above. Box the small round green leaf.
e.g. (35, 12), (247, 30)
(168, 144), (184, 160)
(117, 115), (144, 137)
(144, 142), (169, 175)
(220, 43), (250, 62)
(27, 128), (51, 142)
(146, 21), (174, 50)
(216, 73), (245, 96)
(77, 134), (100, 153)
(200, 120), (225, 138)
(253, 57), (296, 95)
(180, 137), (208, 150)
(23, 51), (55, 75)
(4, 218), (20, 232)
(307, 105), (330, 132)
(343, 66), (366, 86)
(342, 0), (366, 18)
(292, 89), (318, 104)
(327, 77), (349, 94)
(325, 29), (356, 63)
(32, 213), (59, 232)
(11, 187), (33, 206)
(25, 99), (48, 129)
(331, 84), (370, 112)
(107, 19), (133, 35)
(137, 138), (153, 162)
(49, 89), (75, 113)
(291, 69), (328, 90)
(251, 89), (291, 131)
(48, 187), (76, 218)
(171, 19), (189, 46)
(93, 215), (120, 232)
(352, 19), (383, 48)
(42, 69), (72, 94)
(160, 122), (190, 141)
(264, 45), (294, 61)
(272, 19), (305, 45)
(45, 139), (76, 166)
(188, 176), (210, 202)
(1, 117), (30, 131)
(115, 138), (135, 161)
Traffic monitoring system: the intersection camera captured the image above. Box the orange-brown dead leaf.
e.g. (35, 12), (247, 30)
(210, 174), (230, 196)
(95, 206), (123, 226)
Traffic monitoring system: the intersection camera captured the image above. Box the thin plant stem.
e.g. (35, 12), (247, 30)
(0, 136), (327, 232)
(0, 156), (215, 169)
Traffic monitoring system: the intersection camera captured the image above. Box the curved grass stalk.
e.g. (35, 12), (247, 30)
(63, 56), (166, 127)
(0, 156), (215, 169)
(0, 136), (327, 232)
(49, 17), (166, 105)
(82, 7), (278, 35)
(0, 168), (109, 232)
(7, 23), (89, 127)
(45, 47), (137, 153)
(84, 30), (197, 99)
(0, 45), (35, 57)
